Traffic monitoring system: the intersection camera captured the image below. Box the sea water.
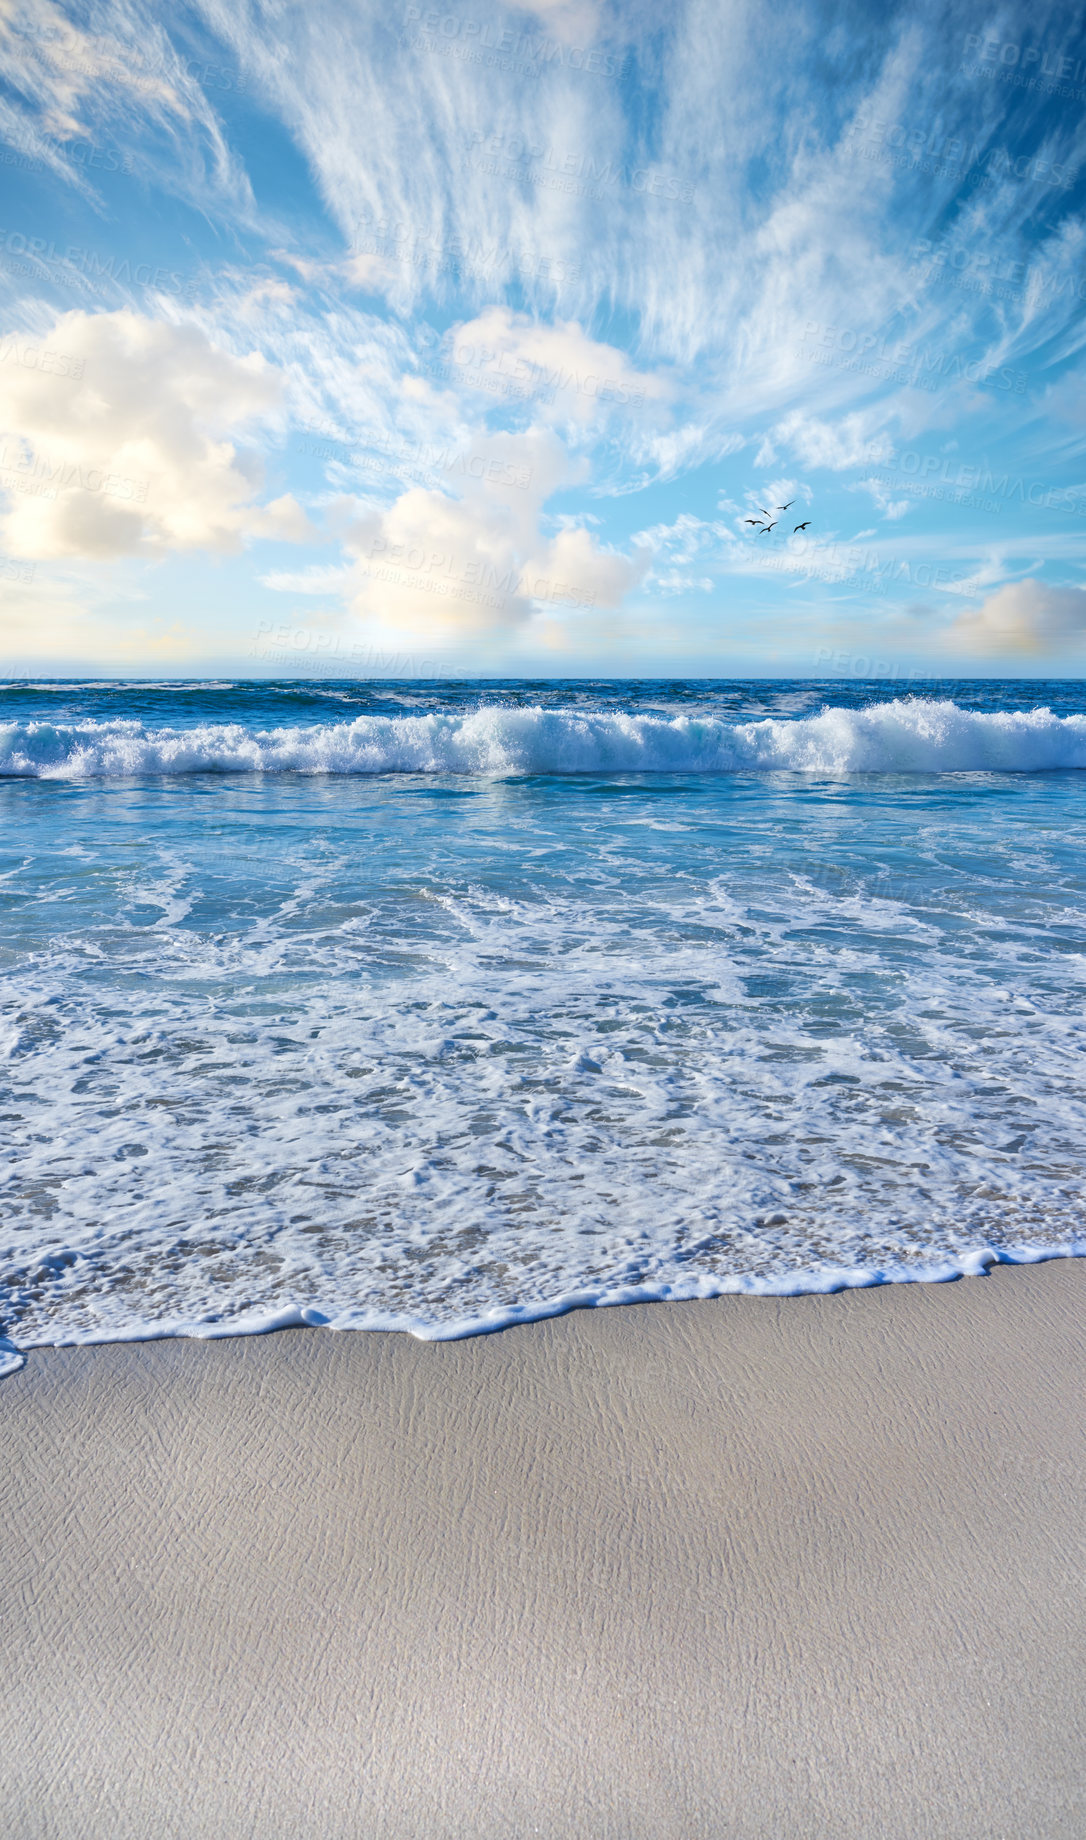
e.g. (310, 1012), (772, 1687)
(1, 678), (1084, 1374)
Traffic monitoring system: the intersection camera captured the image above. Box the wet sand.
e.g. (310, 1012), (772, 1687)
(2, 1259), (1084, 1837)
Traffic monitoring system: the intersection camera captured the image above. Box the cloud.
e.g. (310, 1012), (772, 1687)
(943, 579), (1086, 654)
(180, 0), (1086, 422)
(854, 476), (910, 519)
(503, 0), (604, 42)
(634, 424), (743, 483)
(259, 563), (355, 596)
(3, 0), (1081, 672)
(0, 0), (251, 212)
(0, 309), (312, 559)
(633, 510), (737, 592)
(776, 412), (893, 472)
(448, 307), (667, 424)
(338, 426), (648, 638)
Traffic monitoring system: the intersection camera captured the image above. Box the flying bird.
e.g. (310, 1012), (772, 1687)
(758, 521), (777, 535)
(758, 507), (772, 517)
(793, 521), (810, 532)
(777, 500), (795, 511)
(744, 517), (763, 526)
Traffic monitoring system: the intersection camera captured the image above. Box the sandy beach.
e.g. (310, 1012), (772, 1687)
(2, 1260), (1084, 1838)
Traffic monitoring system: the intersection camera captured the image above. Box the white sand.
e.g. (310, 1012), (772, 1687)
(2, 1260), (1085, 1837)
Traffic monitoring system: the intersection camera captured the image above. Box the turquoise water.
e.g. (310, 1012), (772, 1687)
(2, 679), (1084, 1371)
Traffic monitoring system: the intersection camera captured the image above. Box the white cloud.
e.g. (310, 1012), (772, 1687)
(854, 476), (910, 519)
(632, 511), (738, 593)
(0, 309), (312, 559)
(943, 579), (1086, 655)
(634, 425), (743, 482)
(339, 426), (647, 638)
(259, 563), (355, 595)
(503, 0), (604, 43)
(648, 570), (714, 597)
(776, 412), (893, 472)
(176, 0), (1086, 428)
(448, 307), (667, 425)
(0, 0), (251, 212)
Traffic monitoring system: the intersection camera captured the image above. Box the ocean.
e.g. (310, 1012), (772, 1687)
(2, 677), (1084, 1375)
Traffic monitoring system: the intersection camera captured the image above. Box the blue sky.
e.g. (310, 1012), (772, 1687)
(1, 0), (1085, 676)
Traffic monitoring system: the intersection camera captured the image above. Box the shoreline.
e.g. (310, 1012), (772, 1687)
(2, 1260), (1085, 1837)
(4, 1239), (1085, 1375)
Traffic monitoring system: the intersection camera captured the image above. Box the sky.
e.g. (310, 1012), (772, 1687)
(1, 0), (1085, 679)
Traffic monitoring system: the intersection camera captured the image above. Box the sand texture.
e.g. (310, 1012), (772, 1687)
(2, 1260), (1085, 1838)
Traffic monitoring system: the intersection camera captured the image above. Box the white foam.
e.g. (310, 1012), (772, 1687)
(3, 841), (1085, 1362)
(2, 698), (1086, 778)
(0, 1337), (25, 1377)
(6, 1247), (1086, 1367)
(3, 711), (1085, 1367)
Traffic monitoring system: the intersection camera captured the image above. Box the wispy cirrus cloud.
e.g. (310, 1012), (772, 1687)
(1, 0), (1084, 668)
(0, 0), (253, 213)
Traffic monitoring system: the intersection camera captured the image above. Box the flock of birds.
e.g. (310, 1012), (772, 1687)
(745, 500), (810, 537)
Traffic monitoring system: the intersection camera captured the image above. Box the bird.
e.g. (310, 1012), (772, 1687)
(744, 517), (763, 525)
(758, 507), (772, 517)
(793, 521), (810, 532)
(758, 521), (777, 535)
(777, 500), (795, 511)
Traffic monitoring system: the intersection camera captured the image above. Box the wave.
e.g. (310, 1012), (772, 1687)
(3, 698), (1086, 777)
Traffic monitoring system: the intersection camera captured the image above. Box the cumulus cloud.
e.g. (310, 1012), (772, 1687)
(0, 309), (312, 559)
(943, 579), (1086, 655)
(338, 426), (648, 639)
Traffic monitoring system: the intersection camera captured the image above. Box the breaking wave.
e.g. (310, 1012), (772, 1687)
(3, 698), (1086, 777)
